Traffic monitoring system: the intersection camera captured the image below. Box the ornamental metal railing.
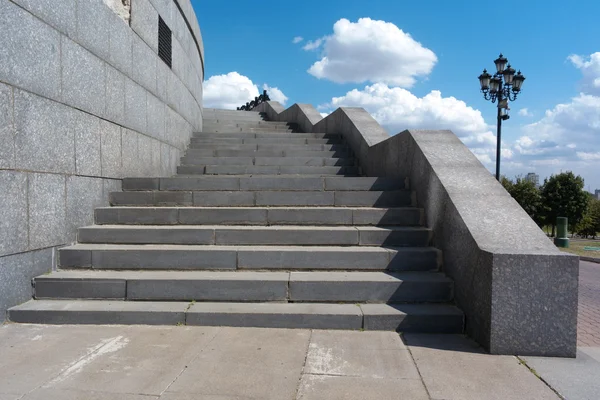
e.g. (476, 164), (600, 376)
(237, 90), (270, 111)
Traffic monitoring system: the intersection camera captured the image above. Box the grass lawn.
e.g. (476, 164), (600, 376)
(560, 239), (600, 259)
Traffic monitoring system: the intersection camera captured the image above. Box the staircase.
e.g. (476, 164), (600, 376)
(9, 109), (464, 333)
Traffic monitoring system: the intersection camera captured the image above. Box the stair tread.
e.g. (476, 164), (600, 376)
(81, 225), (429, 231)
(62, 243), (437, 251)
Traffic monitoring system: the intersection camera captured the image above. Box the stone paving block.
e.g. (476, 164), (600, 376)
(268, 208), (353, 225)
(22, 389), (158, 400)
(78, 226), (215, 245)
(255, 191), (334, 206)
(28, 173), (67, 249)
(187, 303), (362, 329)
(127, 271), (289, 301)
(76, 0), (111, 61)
(100, 120), (122, 178)
(0, 171), (28, 256)
(179, 208), (267, 225)
(66, 175), (104, 238)
(61, 37), (106, 117)
(0, 1), (61, 100)
(14, 90), (75, 174)
(193, 191), (255, 206)
(73, 111), (102, 176)
(105, 65), (126, 125)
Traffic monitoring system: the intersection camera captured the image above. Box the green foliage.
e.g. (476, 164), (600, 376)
(576, 197), (600, 238)
(501, 175), (546, 227)
(540, 171), (589, 232)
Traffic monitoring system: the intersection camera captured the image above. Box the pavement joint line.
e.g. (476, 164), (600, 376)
(404, 335), (433, 400)
(293, 329), (313, 400)
(516, 356), (565, 400)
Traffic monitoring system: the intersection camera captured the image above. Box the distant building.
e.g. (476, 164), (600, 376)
(525, 172), (540, 188)
(595, 189), (600, 200)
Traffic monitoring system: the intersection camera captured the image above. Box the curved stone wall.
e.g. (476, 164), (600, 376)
(0, 0), (204, 320)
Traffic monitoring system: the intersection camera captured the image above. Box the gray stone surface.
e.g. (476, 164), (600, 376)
(362, 304), (464, 333)
(0, 76), (14, 169)
(35, 273), (126, 299)
(28, 173), (67, 249)
(268, 207), (353, 225)
(107, 11), (133, 76)
(161, 177), (240, 191)
(406, 334), (559, 400)
(105, 65), (126, 125)
(99, 120), (122, 177)
(124, 78), (147, 133)
(179, 208), (267, 225)
(14, 89), (75, 175)
(132, 34), (157, 94)
(66, 176), (104, 238)
(61, 37), (106, 117)
(192, 191), (254, 206)
(73, 111), (102, 176)
(0, 171), (28, 256)
(76, 0), (112, 61)
(77, 226), (214, 245)
(334, 190), (413, 207)
(215, 226), (359, 245)
(121, 129), (139, 175)
(146, 93), (166, 140)
(0, 1), (61, 100)
(0, 248), (52, 323)
(12, 0), (77, 38)
(297, 375), (429, 400)
(353, 207), (422, 226)
(522, 347), (600, 400)
(256, 191), (334, 206)
(130, 0), (159, 52)
(95, 207), (178, 225)
(122, 178), (160, 191)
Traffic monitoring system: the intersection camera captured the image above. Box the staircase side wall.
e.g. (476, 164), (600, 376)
(0, 0), (204, 321)
(254, 101), (579, 357)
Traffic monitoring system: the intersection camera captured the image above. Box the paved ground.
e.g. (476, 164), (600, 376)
(0, 324), (558, 400)
(578, 260), (600, 346)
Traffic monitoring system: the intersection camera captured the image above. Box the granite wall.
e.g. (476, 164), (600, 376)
(0, 0), (204, 321)
(255, 101), (579, 357)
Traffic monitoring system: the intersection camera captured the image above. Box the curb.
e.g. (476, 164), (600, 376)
(580, 256), (600, 264)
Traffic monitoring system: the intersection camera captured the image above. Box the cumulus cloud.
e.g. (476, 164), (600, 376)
(569, 52), (600, 95)
(292, 36), (303, 44)
(518, 108), (533, 117)
(203, 72), (288, 109)
(305, 18), (437, 87)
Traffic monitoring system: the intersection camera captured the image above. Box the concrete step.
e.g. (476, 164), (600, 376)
(8, 300), (463, 332)
(186, 143), (348, 152)
(122, 176), (407, 191)
(193, 132), (342, 140)
(183, 149), (353, 158)
(202, 120), (289, 127)
(176, 165), (360, 176)
(58, 244), (441, 271)
(32, 270), (452, 303)
(110, 190), (413, 207)
(189, 137), (341, 145)
(180, 156), (356, 167)
(202, 128), (296, 134)
(95, 207), (424, 226)
(77, 225), (432, 246)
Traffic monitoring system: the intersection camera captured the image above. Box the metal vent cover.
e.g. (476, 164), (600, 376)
(158, 16), (172, 68)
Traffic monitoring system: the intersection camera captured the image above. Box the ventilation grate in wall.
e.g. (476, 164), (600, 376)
(158, 16), (172, 68)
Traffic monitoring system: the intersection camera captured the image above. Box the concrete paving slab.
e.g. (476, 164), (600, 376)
(521, 347), (600, 400)
(166, 327), (309, 399)
(405, 334), (559, 400)
(22, 389), (158, 399)
(296, 375), (429, 400)
(304, 330), (419, 379)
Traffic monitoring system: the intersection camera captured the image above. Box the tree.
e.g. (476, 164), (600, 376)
(501, 176), (545, 227)
(577, 197), (600, 238)
(540, 172), (589, 237)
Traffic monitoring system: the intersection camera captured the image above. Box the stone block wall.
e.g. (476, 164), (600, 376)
(0, 0), (204, 321)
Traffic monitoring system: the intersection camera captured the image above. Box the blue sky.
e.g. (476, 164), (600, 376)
(193, 0), (600, 191)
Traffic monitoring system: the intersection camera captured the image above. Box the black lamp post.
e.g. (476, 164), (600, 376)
(478, 54), (526, 181)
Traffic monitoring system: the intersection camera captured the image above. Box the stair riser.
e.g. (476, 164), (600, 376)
(186, 144), (347, 151)
(110, 191), (413, 207)
(34, 279), (451, 302)
(8, 310), (185, 325)
(184, 150), (353, 158)
(189, 138), (341, 145)
(202, 128), (295, 134)
(202, 124), (293, 130)
(193, 133), (342, 140)
(77, 228), (431, 247)
(95, 208), (423, 226)
(180, 157), (356, 167)
(176, 165), (359, 176)
(122, 177), (406, 191)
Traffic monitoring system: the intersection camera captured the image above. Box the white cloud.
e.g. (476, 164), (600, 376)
(306, 18), (437, 87)
(303, 38), (324, 51)
(577, 151), (600, 161)
(569, 52), (600, 95)
(518, 108), (533, 117)
(203, 72), (288, 109)
(292, 36), (303, 44)
(263, 84), (288, 106)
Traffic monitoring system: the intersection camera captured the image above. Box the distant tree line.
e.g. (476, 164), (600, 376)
(501, 171), (600, 239)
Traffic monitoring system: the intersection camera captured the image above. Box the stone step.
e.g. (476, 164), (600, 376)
(58, 244), (441, 271)
(192, 132), (342, 140)
(180, 156), (356, 167)
(95, 207), (424, 226)
(183, 149), (353, 158)
(189, 137), (341, 145)
(187, 143), (347, 151)
(32, 270), (453, 303)
(202, 128), (296, 134)
(77, 225), (432, 246)
(202, 120), (290, 127)
(8, 300), (463, 333)
(122, 176), (407, 191)
(176, 165), (360, 176)
(110, 190), (413, 207)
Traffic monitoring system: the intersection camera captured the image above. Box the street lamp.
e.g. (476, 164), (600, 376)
(478, 54), (526, 180)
